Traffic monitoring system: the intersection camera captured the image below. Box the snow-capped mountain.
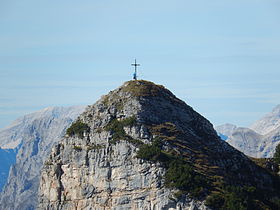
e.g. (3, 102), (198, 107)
(216, 104), (280, 158)
(250, 105), (280, 135)
(0, 106), (85, 210)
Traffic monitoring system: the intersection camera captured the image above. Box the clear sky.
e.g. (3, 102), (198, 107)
(0, 0), (280, 129)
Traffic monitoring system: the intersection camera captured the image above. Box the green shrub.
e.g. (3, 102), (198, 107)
(127, 138), (144, 147)
(205, 185), (261, 210)
(165, 159), (208, 197)
(205, 193), (225, 209)
(270, 197), (280, 209)
(165, 159), (193, 190)
(274, 143), (280, 164)
(136, 142), (161, 161)
(223, 191), (246, 210)
(105, 116), (136, 141)
(66, 120), (90, 138)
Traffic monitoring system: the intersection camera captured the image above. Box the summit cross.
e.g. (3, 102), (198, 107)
(131, 59), (140, 80)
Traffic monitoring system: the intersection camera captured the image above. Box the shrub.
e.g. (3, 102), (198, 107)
(66, 120), (90, 138)
(165, 159), (208, 197)
(274, 143), (280, 164)
(205, 185), (261, 210)
(105, 116), (136, 141)
(136, 141), (161, 161)
(205, 193), (225, 209)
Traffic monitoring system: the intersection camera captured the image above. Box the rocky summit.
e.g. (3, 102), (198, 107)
(38, 80), (280, 210)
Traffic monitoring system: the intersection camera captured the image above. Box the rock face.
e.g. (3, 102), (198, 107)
(39, 81), (280, 210)
(226, 127), (264, 158)
(216, 105), (280, 158)
(0, 106), (85, 210)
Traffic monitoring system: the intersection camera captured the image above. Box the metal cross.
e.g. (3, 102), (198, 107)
(131, 59), (140, 80)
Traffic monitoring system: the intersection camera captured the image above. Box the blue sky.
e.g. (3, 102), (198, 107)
(0, 0), (280, 128)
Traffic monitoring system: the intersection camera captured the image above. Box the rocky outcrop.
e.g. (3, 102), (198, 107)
(39, 81), (280, 210)
(0, 106), (85, 210)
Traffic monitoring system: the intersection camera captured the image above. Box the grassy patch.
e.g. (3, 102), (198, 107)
(87, 144), (104, 150)
(205, 185), (280, 210)
(151, 122), (183, 141)
(66, 120), (90, 138)
(122, 80), (167, 97)
(73, 145), (83, 151)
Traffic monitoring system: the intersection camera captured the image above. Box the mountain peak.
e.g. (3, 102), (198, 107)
(272, 104), (280, 114)
(121, 80), (175, 98)
(38, 81), (280, 210)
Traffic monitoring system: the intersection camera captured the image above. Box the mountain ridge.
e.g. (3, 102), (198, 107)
(0, 106), (85, 210)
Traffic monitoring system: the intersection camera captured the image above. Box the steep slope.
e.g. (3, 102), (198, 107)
(0, 106), (85, 210)
(250, 104), (280, 135)
(39, 81), (280, 210)
(262, 127), (280, 157)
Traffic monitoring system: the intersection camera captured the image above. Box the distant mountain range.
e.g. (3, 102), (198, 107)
(0, 106), (85, 210)
(216, 104), (280, 158)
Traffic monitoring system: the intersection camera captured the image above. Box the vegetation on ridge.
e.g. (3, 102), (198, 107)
(66, 120), (90, 138)
(137, 138), (209, 198)
(105, 116), (142, 146)
(122, 80), (177, 99)
(135, 121), (280, 210)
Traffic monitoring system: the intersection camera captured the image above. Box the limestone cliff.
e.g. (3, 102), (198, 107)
(38, 81), (280, 210)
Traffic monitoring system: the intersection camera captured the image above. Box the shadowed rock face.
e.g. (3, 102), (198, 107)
(0, 106), (85, 210)
(38, 81), (280, 210)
